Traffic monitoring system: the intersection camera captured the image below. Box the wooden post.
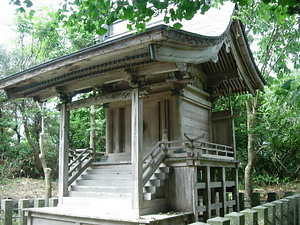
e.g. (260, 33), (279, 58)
(34, 198), (45, 208)
(251, 192), (261, 207)
(239, 193), (245, 211)
(285, 196), (296, 225)
(263, 203), (276, 225)
(192, 167), (199, 222)
(2, 199), (13, 225)
(49, 198), (59, 207)
(252, 206), (268, 225)
(267, 192), (277, 202)
(295, 194), (300, 225)
(224, 212), (245, 225)
(273, 200), (284, 225)
(233, 165), (239, 212)
(240, 209), (258, 224)
(58, 103), (70, 203)
(171, 95), (183, 141)
(206, 217), (230, 225)
(19, 199), (29, 225)
(131, 88), (143, 215)
(106, 107), (113, 154)
(280, 199), (289, 225)
(204, 166), (211, 220)
(221, 167), (227, 216)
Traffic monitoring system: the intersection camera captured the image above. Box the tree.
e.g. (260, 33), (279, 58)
(10, 0), (299, 35)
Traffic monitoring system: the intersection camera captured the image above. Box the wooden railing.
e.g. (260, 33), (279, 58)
(163, 140), (235, 160)
(143, 141), (166, 186)
(142, 139), (235, 187)
(68, 148), (94, 186)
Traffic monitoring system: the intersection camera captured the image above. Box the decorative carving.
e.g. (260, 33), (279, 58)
(211, 54), (219, 63)
(175, 62), (188, 72)
(225, 37), (231, 53)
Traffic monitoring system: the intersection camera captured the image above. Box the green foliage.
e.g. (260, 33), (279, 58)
(70, 100), (106, 151)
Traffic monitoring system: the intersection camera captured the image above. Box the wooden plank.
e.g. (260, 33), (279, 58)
(131, 88), (143, 215)
(204, 166), (211, 220)
(192, 167), (199, 222)
(58, 103), (70, 203)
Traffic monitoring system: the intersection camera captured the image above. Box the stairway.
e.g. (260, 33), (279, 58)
(62, 163), (133, 214)
(143, 164), (170, 200)
(69, 163), (132, 198)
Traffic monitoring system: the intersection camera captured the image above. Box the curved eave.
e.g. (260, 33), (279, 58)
(0, 25), (229, 101)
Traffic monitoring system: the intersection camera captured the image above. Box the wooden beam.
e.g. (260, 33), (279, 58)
(131, 88), (143, 215)
(66, 90), (132, 111)
(58, 103), (70, 203)
(228, 34), (256, 96)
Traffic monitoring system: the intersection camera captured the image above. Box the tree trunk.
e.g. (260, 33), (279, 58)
(23, 120), (43, 175)
(38, 103), (52, 207)
(90, 105), (96, 158)
(245, 92), (259, 202)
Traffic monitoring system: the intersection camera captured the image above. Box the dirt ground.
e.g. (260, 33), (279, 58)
(0, 178), (58, 200)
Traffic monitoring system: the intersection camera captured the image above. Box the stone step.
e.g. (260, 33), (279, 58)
(81, 173), (132, 180)
(152, 172), (166, 180)
(71, 185), (132, 193)
(76, 179), (132, 186)
(143, 186), (156, 194)
(145, 179), (164, 187)
(69, 191), (132, 198)
(86, 169), (132, 174)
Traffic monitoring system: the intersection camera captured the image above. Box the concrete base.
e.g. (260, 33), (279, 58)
(26, 206), (193, 225)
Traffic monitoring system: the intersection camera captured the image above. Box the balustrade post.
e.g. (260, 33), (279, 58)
(273, 200), (283, 225)
(285, 196), (296, 225)
(240, 209), (258, 225)
(252, 206), (268, 225)
(224, 212), (245, 225)
(34, 198), (45, 208)
(251, 192), (261, 207)
(19, 199), (29, 225)
(1, 199), (13, 225)
(263, 203), (276, 225)
(49, 198), (59, 207)
(295, 194), (300, 225)
(239, 192), (245, 211)
(280, 199), (289, 225)
(206, 217), (230, 225)
(267, 192), (277, 202)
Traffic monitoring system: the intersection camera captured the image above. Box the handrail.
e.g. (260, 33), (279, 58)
(143, 141), (166, 186)
(68, 147), (94, 186)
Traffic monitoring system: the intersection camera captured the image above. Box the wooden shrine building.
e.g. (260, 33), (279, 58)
(0, 3), (265, 225)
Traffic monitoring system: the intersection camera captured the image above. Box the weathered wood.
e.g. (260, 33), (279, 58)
(131, 88), (143, 215)
(106, 108), (113, 154)
(67, 90), (132, 111)
(58, 103), (70, 203)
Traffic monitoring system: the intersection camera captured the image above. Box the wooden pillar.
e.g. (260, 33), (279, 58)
(171, 95), (183, 141)
(131, 88), (143, 215)
(204, 166), (212, 220)
(58, 103), (70, 203)
(106, 107), (113, 154)
(221, 167), (227, 216)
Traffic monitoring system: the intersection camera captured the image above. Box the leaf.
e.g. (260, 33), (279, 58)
(24, 0), (33, 8)
(173, 22), (183, 29)
(281, 79), (293, 90)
